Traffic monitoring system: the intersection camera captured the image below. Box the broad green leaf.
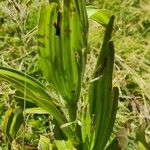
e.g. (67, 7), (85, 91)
(86, 5), (113, 27)
(37, 1), (88, 125)
(55, 140), (74, 150)
(0, 67), (78, 142)
(38, 135), (51, 150)
(2, 109), (14, 142)
(38, 1), (88, 111)
(9, 108), (23, 139)
(138, 141), (147, 150)
(2, 108), (23, 149)
(80, 95), (91, 149)
(86, 5), (99, 17)
(89, 16), (118, 150)
(0, 67), (65, 124)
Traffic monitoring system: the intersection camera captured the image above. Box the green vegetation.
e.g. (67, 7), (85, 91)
(0, 0), (149, 149)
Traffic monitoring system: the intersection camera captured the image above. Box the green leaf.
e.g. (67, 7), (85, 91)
(38, 1), (88, 123)
(89, 16), (118, 150)
(38, 135), (51, 150)
(2, 108), (23, 149)
(138, 141), (147, 150)
(0, 67), (77, 142)
(9, 108), (24, 139)
(25, 107), (49, 114)
(86, 5), (113, 27)
(80, 95), (91, 149)
(0, 67), (65, 124)
(55, 140), (74, 150)
(2, 109), (14, 143)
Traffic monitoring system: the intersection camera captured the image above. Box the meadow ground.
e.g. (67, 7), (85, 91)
(0, 0), (150, 149)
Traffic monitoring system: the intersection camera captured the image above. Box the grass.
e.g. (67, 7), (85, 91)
(0, 0), (150, 149)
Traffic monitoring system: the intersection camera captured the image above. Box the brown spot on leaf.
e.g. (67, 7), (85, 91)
(94, 57), (107, 78)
